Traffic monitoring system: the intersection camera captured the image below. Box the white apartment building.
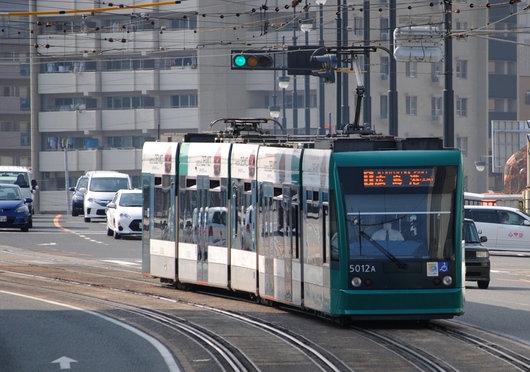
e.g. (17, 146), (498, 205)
(27, 1), (519, 212)
(0, 4), (31, 168)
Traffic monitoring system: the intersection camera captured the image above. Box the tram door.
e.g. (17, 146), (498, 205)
(281, 185), (294, 303)
(259, 183), (296, 304)
(196, 175), (210, 283)
(259, 183), (274, 299)
(141, 174), (151, 275)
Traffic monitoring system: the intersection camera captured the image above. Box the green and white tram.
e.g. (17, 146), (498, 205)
(141, 121), (464, 320)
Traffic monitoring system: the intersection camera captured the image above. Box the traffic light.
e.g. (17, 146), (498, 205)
(312, 54), (337, 83)
(231, 50), (275, 70)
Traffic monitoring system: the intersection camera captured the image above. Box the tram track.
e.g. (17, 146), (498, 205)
(430, 323), (530, 371)
(351, 325), (457, 371)
(2, 246), (530, 371)
(0, 255), (349, 371)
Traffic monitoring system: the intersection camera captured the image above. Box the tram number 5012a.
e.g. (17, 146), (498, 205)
(350, 264), (376, 273)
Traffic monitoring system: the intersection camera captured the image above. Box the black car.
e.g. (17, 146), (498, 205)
(464, 218), (491, 289)
(69, 175), (88, 217)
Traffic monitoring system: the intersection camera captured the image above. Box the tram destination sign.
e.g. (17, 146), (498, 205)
(363, 168), (434, 187)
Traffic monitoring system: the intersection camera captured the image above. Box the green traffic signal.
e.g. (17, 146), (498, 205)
(231, 51), (274, 70)
(233, 55), (247, 67)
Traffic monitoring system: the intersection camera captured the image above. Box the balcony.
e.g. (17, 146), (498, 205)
(38, 107), (200, 133)
(39, 71), (98, 94)
(38, 68), (199, 95)
(101, 70), (156, 93)
(102, 109), (157, 131)
(0, 97), (31, 114)
(36, 33), (97, 57)
(159, 68), (198, 90)
(0, 63), (30, 79)
(39, 148), (142, 173)
(0, 132), (30, 149)
(39, 110), (100, 133)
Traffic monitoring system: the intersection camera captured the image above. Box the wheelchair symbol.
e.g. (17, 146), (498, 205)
(439, 262), (449, 272)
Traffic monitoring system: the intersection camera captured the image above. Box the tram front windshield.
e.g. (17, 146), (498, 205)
(339, 166), (458, 261)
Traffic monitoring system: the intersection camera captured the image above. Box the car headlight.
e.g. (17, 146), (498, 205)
(15, 205), (29, 213)
(86, 197), (94, 202)
(476, 250), (489, 258)
(119, 212), (131, 219)
(73, 195), (84, 201)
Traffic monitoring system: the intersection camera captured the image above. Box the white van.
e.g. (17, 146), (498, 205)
(0, 166), (38, 214)
(464, 205), (530, 252)
(83, 171), (131, 222)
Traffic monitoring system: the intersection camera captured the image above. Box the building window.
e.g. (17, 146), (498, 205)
(406, 96), (417, 116)
(353, 17), (363, 37)
(104, 59), (155, 71)
(0, 121), (13, 131)
(456, 136), (468, 156)
(455, 21), (468, 41)
(171, 15), (197, 30)
(106, 96), (155, 109)
(171, 94), (198, 108)
(107, 136), (155, 149)
(431, 97), (442, 119)
(431, 61), (442, 82)
(380, 56), (389, 75)
(405, 62), (417, 77)
(525, 91), (530, 105)
(456, 60), (467, 79)
(456, 97), (468, 117)
(380, 17), (389, 39)
(51, 97), (96, 111)
(165, 56), (197, 69)
(380, 94), (388, 119)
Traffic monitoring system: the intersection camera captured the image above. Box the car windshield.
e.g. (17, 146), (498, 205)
(0, 186), (22, 200)
(464, 221), (480, 244)
(0, 172), (29, 188)
(77, 177), (88, 189)
(90, 177), (129, 192)
(119, 193), (142, 207)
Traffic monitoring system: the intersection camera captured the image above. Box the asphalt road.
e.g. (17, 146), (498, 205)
(459, 251), (530, 345)
(3, 214), (530, 347)
(0, 291), (178, 372)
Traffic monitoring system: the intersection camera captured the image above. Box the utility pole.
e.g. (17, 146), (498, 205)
(30, 0), (41, 213)
(443, 0), (455, 148)
(388, 0), (398, 136)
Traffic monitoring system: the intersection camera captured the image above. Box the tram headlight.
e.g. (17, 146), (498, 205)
(442, 275), (453, 286)
(351, 277), (362, 287)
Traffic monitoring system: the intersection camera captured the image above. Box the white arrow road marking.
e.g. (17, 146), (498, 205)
(51, 356), (77, 369)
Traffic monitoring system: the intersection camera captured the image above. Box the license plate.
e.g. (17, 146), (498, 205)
(0, 216), (6, 222)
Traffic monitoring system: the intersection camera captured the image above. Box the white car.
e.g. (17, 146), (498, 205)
(464, 205), (530, 252)
(83, 171), (132, 222)
(106, 189), (143, 239)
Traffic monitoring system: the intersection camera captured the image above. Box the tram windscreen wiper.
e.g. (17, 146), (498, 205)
(359, 230), (408, 270)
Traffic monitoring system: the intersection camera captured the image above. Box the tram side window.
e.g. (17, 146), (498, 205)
(329, 191), (339, 262)
(305, 188), (323, 265)
(179, 177), (197, 244)
(207, 179), (228, 248)
(153, 175), (172, 240)
(232, 180), (255, 251)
